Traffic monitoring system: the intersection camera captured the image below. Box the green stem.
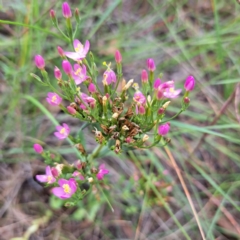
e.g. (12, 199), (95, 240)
(161, 109), (184, 124)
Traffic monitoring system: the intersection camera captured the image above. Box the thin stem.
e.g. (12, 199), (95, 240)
(164, 146), (206, 240)
(161, 109), (183, 124)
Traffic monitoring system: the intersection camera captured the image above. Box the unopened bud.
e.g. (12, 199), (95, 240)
(88, 177), (94, 183)
(102, 96), (107, 106)
(115, 50), (122, 64)
(112, 113), (119, 119)
(163, 101), (171, 109)
(184, 97), (190, 104)
(122, 125), (129, 131)
(123, 79), (134, 91)
(67, 106), (77, 115)
(57, 46), (65, 57)
(74, 8), (80, 23)
(142, 134), (149, 142)
(158, 107), (165, 115)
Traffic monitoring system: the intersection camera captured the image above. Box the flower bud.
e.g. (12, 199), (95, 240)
(62, 60), (72, 76)
(74, 8), (80, 23)
(158, 123), (170, 136)
(88, 83), (96, 93)
(115, 50), (122, 64)
(142, 134), (149, 142)
(62, 2), (72, 18)
(123, 79), (134, 91)
(154, 78), (161, 89)
(50, 9), (55, 19)
(184, 75), (195, 91)
(57, 46), (65, 57)
(54, 66), (62, 80)
(102, 96), (107, 106)
(34, 55), (45, 69)
(51, 167), (59, 177)
(67, 106), (77, 115)
(158, 107), (165, 115)
(141, 70), (148, 83)
(33, 143), (43, 154)
(184, 97), (190, 104)
(162, 101), (171, 109)
(147, 58), (156, 72)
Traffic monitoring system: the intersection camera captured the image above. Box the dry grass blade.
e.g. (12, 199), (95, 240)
(164, 146), (206, 240)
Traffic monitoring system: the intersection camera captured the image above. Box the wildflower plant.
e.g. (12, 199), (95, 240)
(32, 2), (195, 207)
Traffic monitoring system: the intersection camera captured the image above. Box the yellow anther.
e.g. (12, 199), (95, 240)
(60, 128), (66, 134)
(47, 176), (52, 183)
(63, 184), (71, 193)
(75, 43), (83, 52)
(52, 95), (57, 102)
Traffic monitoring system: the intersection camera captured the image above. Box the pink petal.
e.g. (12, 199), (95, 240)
(36, 175), (48, 182)
(58, 179), (69, 187)
(54, 132), (66, 139)
(83, 40), (90, 54)
(73, 39), (82, 51)
(52, 187), (66, 199)
(46, 166), (52, 176)
(56, 126), (62, 131)
(64, 52), (81, 60)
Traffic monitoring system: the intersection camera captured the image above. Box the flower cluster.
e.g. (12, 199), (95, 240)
(32, 2), (195, 205)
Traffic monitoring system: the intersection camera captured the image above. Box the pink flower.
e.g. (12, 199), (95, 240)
(103, 69), (116, 85)
(147, 58), (156, 72)
(52, 178), (77, 199)
(33, 143), (43, 154)
(67, 106), (76, 115)
(88, 83), (96, 93)
(80, 93), (96, 109)
(141, 70), (148, 83)
(62, 60), (72, 76)
(133, 91), (146, 105)
(54, 67), (62, 80)
(72, 171), (84, 180)
(163, 87), (182, 99)
(96, 164), (109, 180)
(54, 123), (70, 139)
(184, 75), (195, 91)
(36, 166), (56, 184)
(136, 105), (145, 115)
(62, 2), (72, 18)
(34, 55), (45, 69)
(160, 80), (174, 89)
(158, 123), (170, 136)
(154, 78), (161, 89)
(72, 64), (88, 85)
(115, 50), (122, 64)
(65, 39), (90, 61)
(46, 92), (62, 106)
(51, 167), (59, 177)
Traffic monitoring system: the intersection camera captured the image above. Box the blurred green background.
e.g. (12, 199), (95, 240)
(1, 0), (240, 239)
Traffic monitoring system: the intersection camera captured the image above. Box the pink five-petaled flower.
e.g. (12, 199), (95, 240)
(46, 92), (62, 106)
(184, 75), (195, 92)
(79, 93), (96, 109)
(36, 166), (56, 184)
(62, 2), (72, 18)
(96, 164), (109, 180)
(65, 39), (90, 61)
(34, 55), (45, 69)
(158, 123), (170, 136)
(163, 87), (182, 99)
(133, 91), (146, 105)
(103, 69), (116, 85)
(147, 58), (156, 72)
(72, 64), (88, 85)
(52, 178), (77, 199)
(54, 123), (70, 140)
(72, 171), (85, 180)
(33, 143), (43, 154)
